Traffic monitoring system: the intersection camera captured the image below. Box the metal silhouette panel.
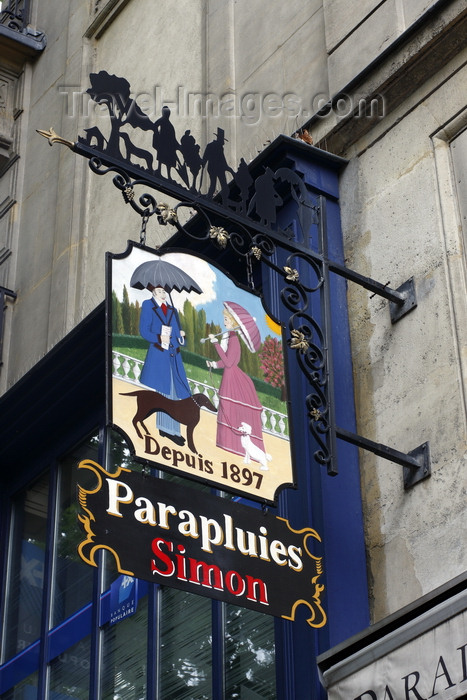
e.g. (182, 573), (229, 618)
(78, 71), (314, 239)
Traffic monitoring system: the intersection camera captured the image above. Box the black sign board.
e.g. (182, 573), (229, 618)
(77, 460), (326, 628)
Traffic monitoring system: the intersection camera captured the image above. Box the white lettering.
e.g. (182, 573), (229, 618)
(270, 539), (288, 566)
(106, 479), (134, 517)
(178, 509), (199, 538)
(134, 497), (157, 525)
(199, 516), (223, 553)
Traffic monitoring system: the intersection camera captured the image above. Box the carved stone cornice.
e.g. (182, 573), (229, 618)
(311, 0), (467, 154)
(85, 0), (132, 39)
(0, 22), (46, 70)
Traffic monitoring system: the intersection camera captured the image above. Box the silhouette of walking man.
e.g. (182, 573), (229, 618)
(180, 129), (202, 190)
(152, 106), (179, 180)
(201, 128), (235, 203)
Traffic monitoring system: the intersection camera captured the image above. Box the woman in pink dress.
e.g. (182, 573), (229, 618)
(207, 302), (266, 459)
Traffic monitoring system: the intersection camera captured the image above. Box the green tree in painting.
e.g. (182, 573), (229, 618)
(238, 342), (261, 379)
(112, 291), (124, 334)
(121, 285), (131, 334)
(203, 320), (222, 362)
(180, 299), (195, 352)
(130, 299), (140, 336)
(195, 307), (207, 354)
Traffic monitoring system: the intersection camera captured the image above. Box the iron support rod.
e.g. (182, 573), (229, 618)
(336, 426), (423, 469)
(318, 196), (338, 475)
(0, 286), (17, 301)
(328, 260), (406, 306)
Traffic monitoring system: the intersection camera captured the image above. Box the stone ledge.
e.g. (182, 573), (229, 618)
(84, 0), (133, 40)
(309, 2), (467, 155)
(0, 24), (46, 71)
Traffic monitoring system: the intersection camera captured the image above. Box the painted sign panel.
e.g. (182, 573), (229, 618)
(77, 460), (326, 628)
(108, 242), (294, 503)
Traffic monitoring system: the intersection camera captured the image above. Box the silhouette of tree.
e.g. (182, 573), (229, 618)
(86, 71), (151, 159)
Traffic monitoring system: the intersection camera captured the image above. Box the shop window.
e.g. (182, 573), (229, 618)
(225, 605), (276, 698)
(100, 596), (148, 699)
(1, 429), (278, 698)
(159, 589), (213, 699)
(3, 473), (49, 660)
(52, 438), (99, 627)
(48, 636), (91, 698)
(1, 671), (38, 699)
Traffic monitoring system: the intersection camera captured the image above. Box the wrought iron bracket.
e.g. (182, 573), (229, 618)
(0, 286), (17, 368)
(36, 97), (426, 482)
(36, 126), (418, 323)
(336, 427), (431, 488)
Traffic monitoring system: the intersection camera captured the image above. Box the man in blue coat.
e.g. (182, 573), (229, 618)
(139, 284), (191, 445)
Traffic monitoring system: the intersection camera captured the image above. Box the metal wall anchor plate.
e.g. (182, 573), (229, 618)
(403, 441), (431, 489)
(390, 277), (417, 323)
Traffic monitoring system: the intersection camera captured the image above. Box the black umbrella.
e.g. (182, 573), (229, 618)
(130, 257), (202, 294)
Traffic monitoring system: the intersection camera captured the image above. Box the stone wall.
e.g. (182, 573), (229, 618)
(337, 37), (467, 621)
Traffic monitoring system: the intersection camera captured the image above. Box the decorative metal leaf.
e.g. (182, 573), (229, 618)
(209, 226), (230, 248)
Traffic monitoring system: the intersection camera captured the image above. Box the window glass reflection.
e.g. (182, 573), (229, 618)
(100, 593), (148, 700)
(1, 671), (38, 699)
(225, 605), (276, 699)
(4, 474), (49, 659)
(159, 589), (212, 699)
(52, 434), (99, 627)
(49, 636), (91, 698)
(107, 430), (141, 473)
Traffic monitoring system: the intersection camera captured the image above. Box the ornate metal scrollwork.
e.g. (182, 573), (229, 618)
(209, 226), (230, 249)
(88, 157), (161, 219)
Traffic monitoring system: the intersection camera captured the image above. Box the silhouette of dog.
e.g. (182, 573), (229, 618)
(121, 390), (217, 453)
(120, 132), (153, 171)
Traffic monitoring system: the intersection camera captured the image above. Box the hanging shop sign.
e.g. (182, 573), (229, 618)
(77, 459), (326, 628)
(108, 241), (294, 503)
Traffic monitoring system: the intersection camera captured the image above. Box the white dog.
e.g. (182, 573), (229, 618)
(238, 422), (272, 470)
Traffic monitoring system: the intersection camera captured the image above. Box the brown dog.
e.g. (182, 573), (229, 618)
(121, 390), (217, 453)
